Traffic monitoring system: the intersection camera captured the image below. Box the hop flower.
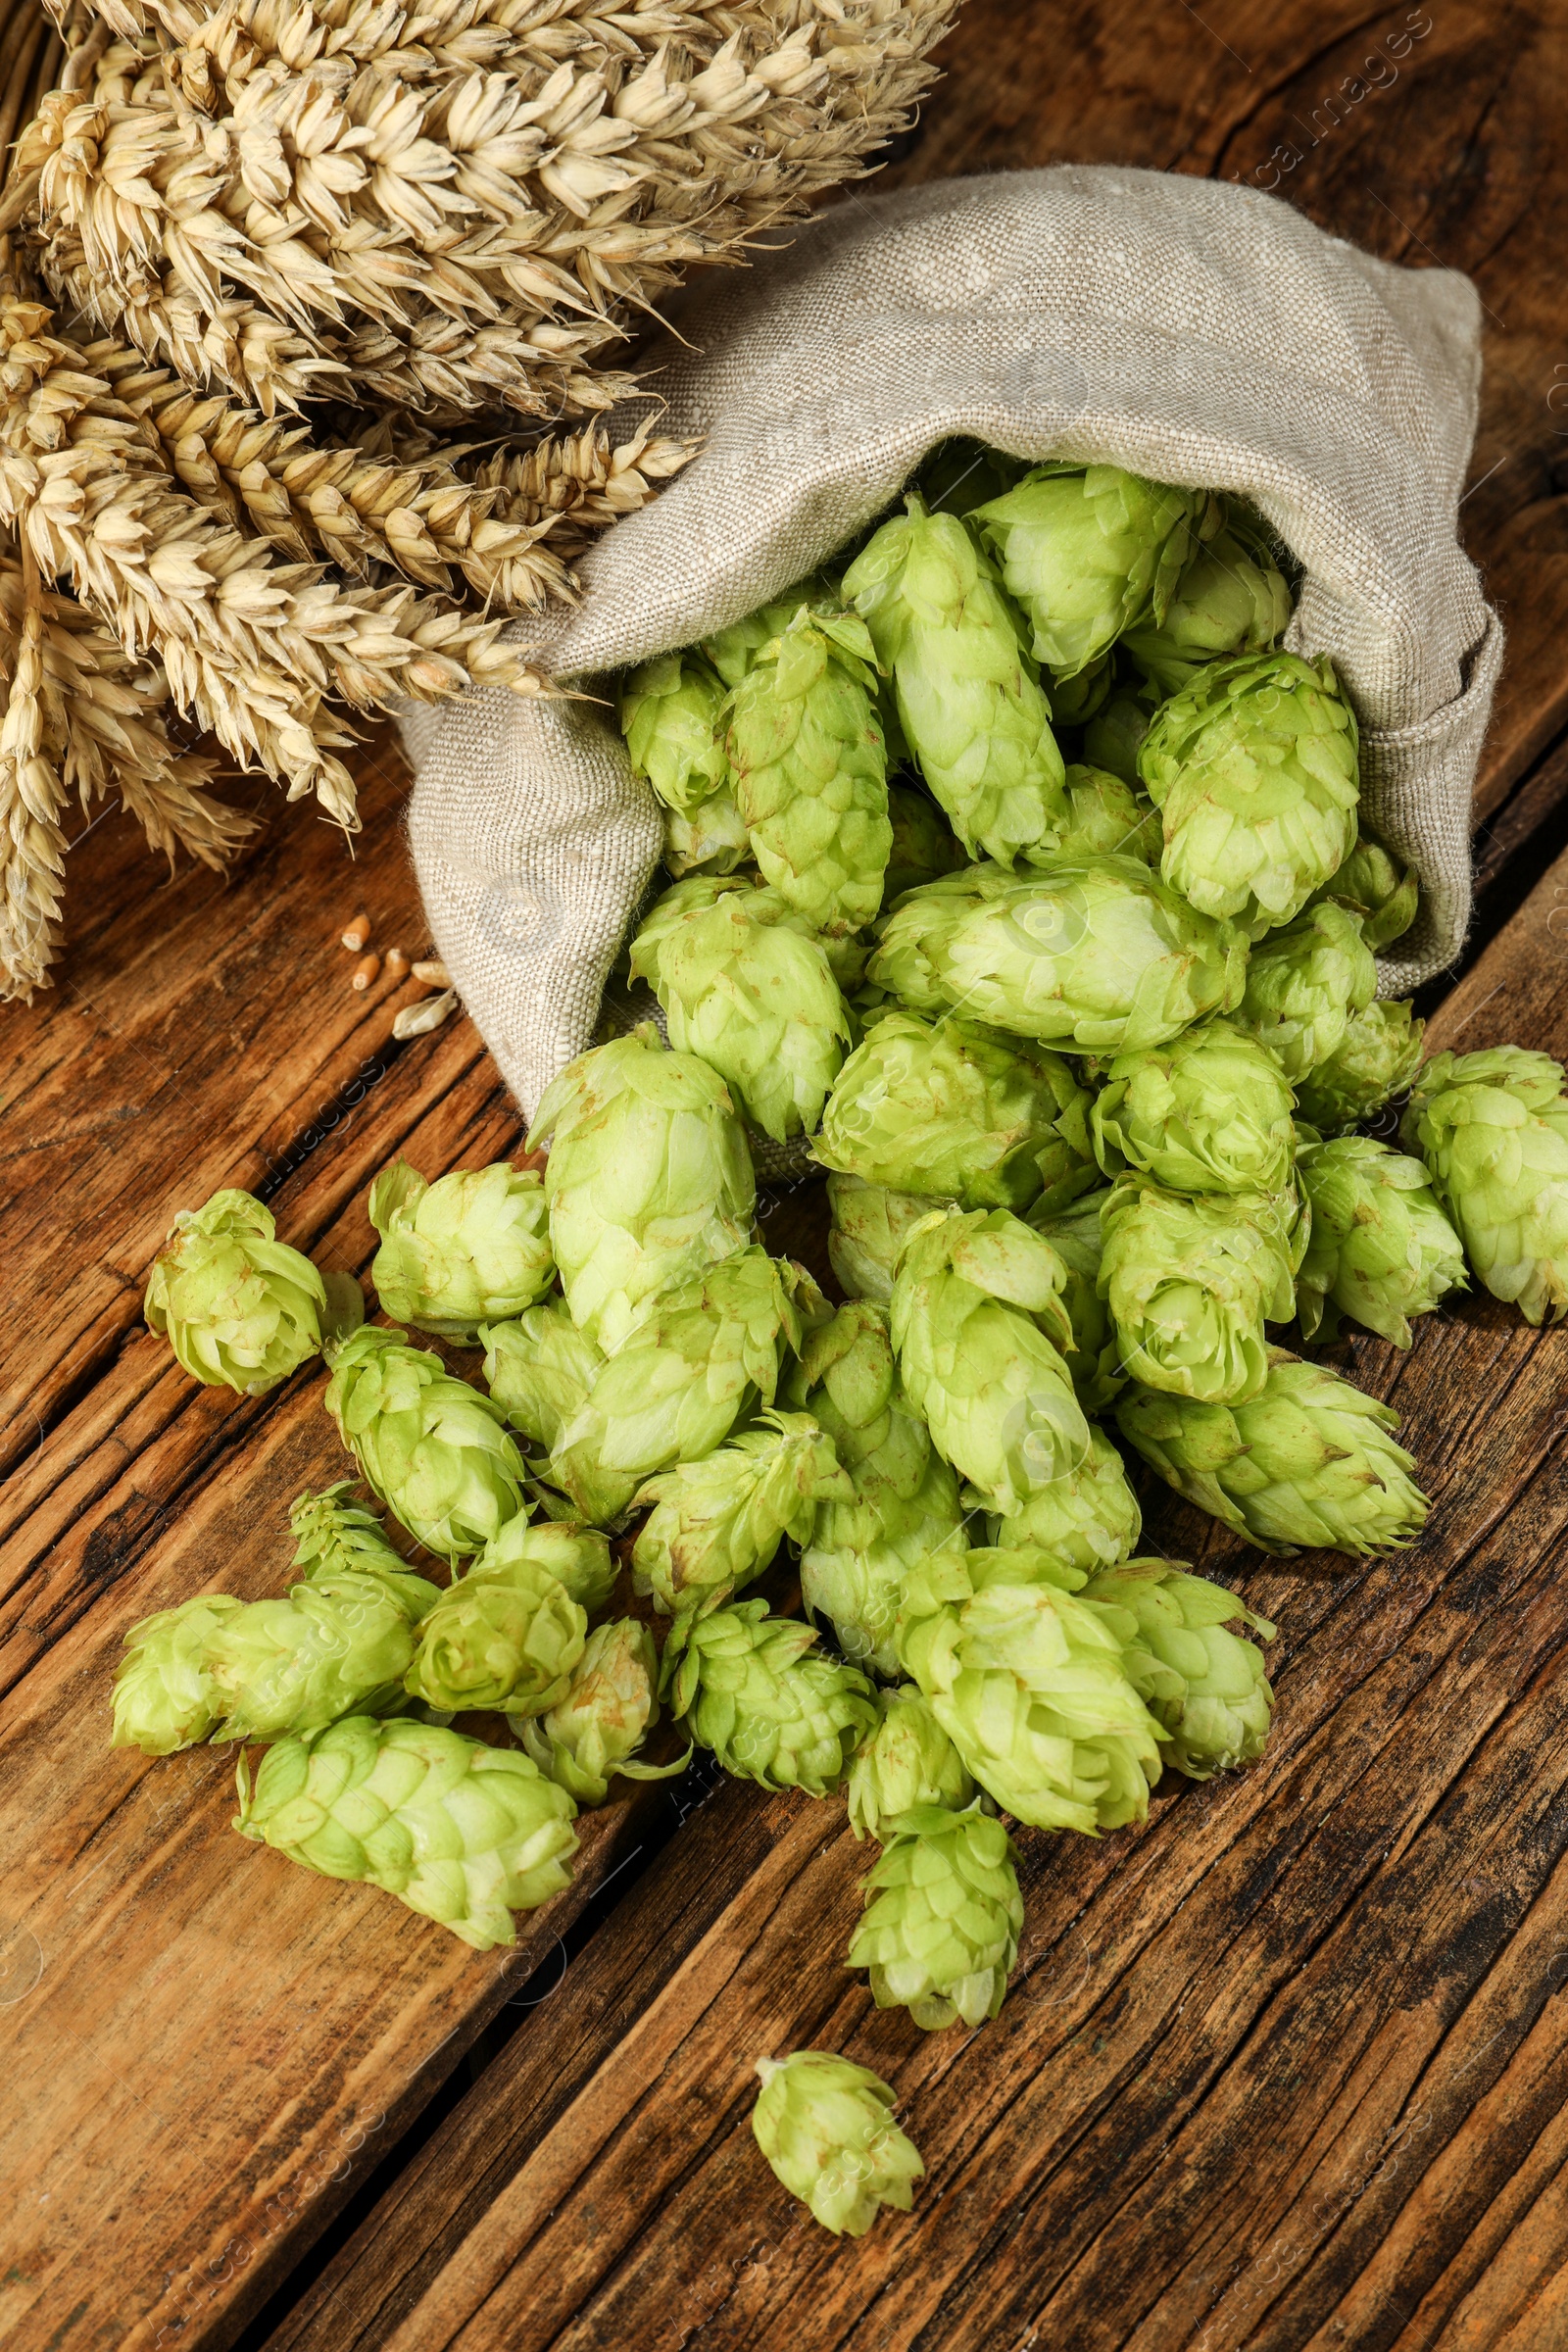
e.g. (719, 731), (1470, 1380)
(1402, 1046), (1568, 1324)
(1309, 832), (1419, 951)
(111, 1592), (244, 1754)
(233, 1717), (577, 1952)
(1117, 1347), (1429, 1556)
(826, 1172), (953, 1305)
(815, 1007), (1096, 1215)
(405, 1533), (589, 1717)
(891, 1205), (1090, 1512)
(1056, 764), (1163, 863)
(629, 880), (849, 1144)
(847, 1687), (976, 1839)
(204, 1571), (431, 1742)
(527, 1026), (755, 1354)
(848, 1802), (1023, 2029)
(1080, 1559), (1276, 1778)
(368, 1158), (554, 1340)
(843, 498), (1068, 865)
(986, 1422), (1143, 1578)
(784, 1300), (966, 1676)
(145, 1187), (334, 1393)
(1294, 1000), (1425, 1133)
(896, 1544), (1164, 1833)
(1138, 651), (1360, 935)
(323, 1325), (527, 1563)
(469, 1515), (618, 1615)
(521, 1620), (688, 1806)
(724, 605), (893, 936)
(619, 652), (729, 813)
(907, 855), (1249, 1054)
(1091, 1019), (1298, 1198)
(751, 2051), (924, 2238)
(1231, 903), (1377, 1084)
(1297, 1134), (1466, 1345)
(552, 1248), (815, 1526)
(1099, 1176), (1299, 1405)
(973, 462), (1213, 677)
(631, 1410), (853, 1622)
(481, 1302), (605, 1456)
(866, 863), (1014, 1012)
(664, 1601), (877, 1795)
(1120, 510), (1293, 694)
(286, 1485), (439, 1622)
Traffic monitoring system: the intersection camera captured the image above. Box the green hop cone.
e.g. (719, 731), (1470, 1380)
(885, 782), (966, 899)
(866, 863), (1013, 1013)
(843, 497), (1068, 866)
(205, 1571), (429, 1741)
(724, 604), (892, 936)
(629, 878), (849, 1144)
(973, 462), (1214, 677)
(324, 1325), (527, 1563)
(1100, 1176), (1298, 1406)
(783, 1300), (966, 1677)
(848, 1801), (1022, 2031)
(233, 1715), (577, 1951)
(703, 575), (839, 686)
(520, 1619), (688, 1805)
(551, 1247), (813, 1525)
(1138, 650), (1360, 936)
(1082, 676), (1161, 786)
(913, 855), (1249, 1054)
(1091, 1019), (1298, 1197)
(986, 1420), (1143, 1578)
(662, 784), (751, 877)
(368, 1158), (554, 1341)
(286, 1484), (441, 1620)
(527, 1025), (755, 1353)
(111, 1592), (243, 1754)
(406, 1534), (589, 1716)
(145, 1187), (335, 1394)
(1023, 1188), (1124, 1411)
(815, 1006), (1097, 1216)
(1056, 763), (1163, 863)
(631, 1409), (853, 1621)
(470, 1512), (617, 1613)
(1402, 1046), (1568, 1325)
(891, 1204), (1089, 1512)
(1117, 1345), (1429, 1556)
(827, 1171), (952, 1304)
(619, 650), (729, 811)
(846, 1686), (975, 1840)
(752, 2050), (923, 2238)
(1294, 1000), (1425, 1134)
(1297, 1134), (1466, 1345)
(1080, 1558), (1277, 1778)
(665, 1599), (877, 1794)
(1231, 902), (1377, 1084)
(1120, 512), (1293, 695)
(481, 1301), (605, 1454)
(1310, 832), (1419, 951)
(897, 1544), (1165, 1833)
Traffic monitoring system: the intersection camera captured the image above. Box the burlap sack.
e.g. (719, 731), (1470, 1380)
(402, 164), (1503, 1120)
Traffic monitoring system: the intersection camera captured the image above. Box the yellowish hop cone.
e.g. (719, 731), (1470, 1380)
(752, 2050), (924, 2236)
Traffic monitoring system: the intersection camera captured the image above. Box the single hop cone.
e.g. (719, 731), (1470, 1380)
(632, 1409), (852, 1622)
(1119, 508), (1293, 695)
(206, 1570), (435, 1741)
(752, 2051), (924, 2238)
(323, 1325), (527, 1563)
(405, 1534), (590, 1717)
(1297, 1134), (1466, 1346)
(1294, 999), (1425, 1134)
(481, 1302), (606, 1456)
(368, 1158), (554, 1341)
(145, 1187), (333, 1393)
(111, 1592), (244, 1755)
(620, 653), (729, 813)
(1308, 832), (1419, 952)
(521, 1620), (689, 1806)
(1080, 1559), (1277, 1779)
(847, 1687), (976, 1842)
(1231, 903), (1377, 1084)
(826, 1171), (952, 1306)
(1402, 1046), (1568, 1326)
(1091, 1019), (1298, 1198)
(664, 1600), (878, 1796)
(986, 1420), (1143, 1578)
(1055, 764), (1163, 863)
(286, 1484), (437, 1619)
(1099, 1174), (1299, 1407)
(848, 1800), (1023, 2030)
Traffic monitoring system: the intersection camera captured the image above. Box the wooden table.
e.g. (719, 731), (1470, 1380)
(4, 4), (1568, 2347)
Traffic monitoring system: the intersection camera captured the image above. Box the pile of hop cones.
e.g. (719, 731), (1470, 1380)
(0, 0), (956, 998)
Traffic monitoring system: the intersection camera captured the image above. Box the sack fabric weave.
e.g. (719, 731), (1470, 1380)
(401, 165), (1503, 1119)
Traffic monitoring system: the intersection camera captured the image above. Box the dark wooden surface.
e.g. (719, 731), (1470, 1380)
(2, 4), (1568, 2349)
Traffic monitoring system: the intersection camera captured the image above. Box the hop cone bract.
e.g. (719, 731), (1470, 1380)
(815, 1007), (1096, 1215)
(325, 1326), (527, 1562)
(527, 1025), (755, 1354)
(1138, 650), (1360, 934)
(631, 1409), (852, 1621)
(1297, 1134), (1466, 1345)
(1092, 1019), (1297, 1197)
(145, 1188), (328, 1394)
(1232, 902), (1377, 1084)
(1117, 1347), (1429, 1555)
(368, 1159), (554, 1340)
(481, 1301), (605, 1454)
(847, 1686), (975, 1840)
(1080, 1559), (1276, 1778)
(234, 1716), (577, 1951)
(848, 1802), (1022, 2030)
(1294, 999), (1425, 1133)
(752, 2051), (923, 2238)
(891, 1205), (1089, 1512)
(1100, 1176), (1298, 1405)
(665, 1600), (877, 1795)
(1402, 1046), (1568, 1324)
(112, 1592), (243, 1754)
(619, 650), (728, 811)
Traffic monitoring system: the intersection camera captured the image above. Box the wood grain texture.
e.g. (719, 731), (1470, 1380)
(1, 3), (1566, 2348)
